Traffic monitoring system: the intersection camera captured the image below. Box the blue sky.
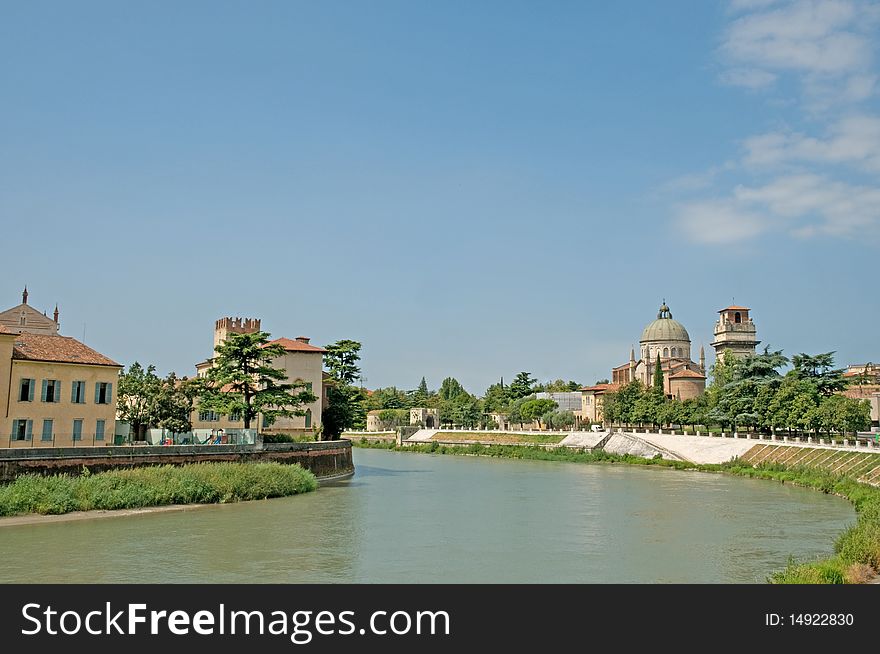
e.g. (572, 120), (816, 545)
(2, 0), (878, 394)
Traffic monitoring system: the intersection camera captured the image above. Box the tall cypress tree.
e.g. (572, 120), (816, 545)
(653, 353), (665, 397)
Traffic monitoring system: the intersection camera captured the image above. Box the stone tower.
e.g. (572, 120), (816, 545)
(711, 305), (759, 360)
(214, 317), (262, 349)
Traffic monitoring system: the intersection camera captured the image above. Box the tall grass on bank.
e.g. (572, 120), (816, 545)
(0, 463), (318, 517)
(354, 439), (880, 584)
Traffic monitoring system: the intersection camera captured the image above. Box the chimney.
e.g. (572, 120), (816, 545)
(295, 336), (310, 344)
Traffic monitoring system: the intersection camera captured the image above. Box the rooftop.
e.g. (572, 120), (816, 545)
(12, 333), (120, 367)
(264, 337), (327, 354)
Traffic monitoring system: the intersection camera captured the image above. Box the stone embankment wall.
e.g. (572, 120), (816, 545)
(0, 441), (353, 482)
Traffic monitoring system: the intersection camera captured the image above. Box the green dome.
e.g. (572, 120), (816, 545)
(640, 303), (690, 343)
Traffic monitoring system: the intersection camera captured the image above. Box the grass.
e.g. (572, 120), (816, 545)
(431, 431), (566, 445)
(354, 438), (880, 584)
(0, 462), (318, 517)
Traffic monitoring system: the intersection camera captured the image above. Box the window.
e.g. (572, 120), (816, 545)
(305, 409), (312, 429)
(42, 379), (61, 403)
(71, 381), (86, 404)
(306, 382), (313, 392)
(12, 419), (32, 441)
(230, 411), (241, 422)
(72, 419), (83, 442)
(41, 419), (53, 442)
(19, 378), (35, 402)
(95, 420), (105, 442)
(663, 348), (669, 357)
(734, 312), (742, 324)
(95, 382), (112, 404)
(198, 410), (220, 422)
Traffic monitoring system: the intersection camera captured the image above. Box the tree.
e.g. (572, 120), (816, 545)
(155, 373), (199, 434)
(791, 352), (847, 396)
(323, 340), (362, 385)
(439, 377), (468, 402)
(482, 380), (510, 413)
(117, 362), (163, 442)
(520, 398), (558, 427)
(322, 339), (366, 439)
(509, 372), (537, 400)
(546, 410), (575, 430)
(652, 354), (664, 397)
(199, 331), (316, 430)
(412, 376), (430, 406)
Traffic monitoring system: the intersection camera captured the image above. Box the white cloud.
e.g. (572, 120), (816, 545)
(679, 174), (880, 243)
(742, 114), (880, 172)
(676, 200), (769, 243)
(719, 0), (878, 102)
(719, 67), (778, 88)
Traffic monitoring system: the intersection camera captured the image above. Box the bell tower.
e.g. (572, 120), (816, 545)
(711, 305), (759, 360)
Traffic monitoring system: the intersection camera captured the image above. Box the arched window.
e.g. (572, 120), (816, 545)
(305, 409), (312, 429)
(734, 312), (741, 324)
(671, 347), (677, 357)
(663, 347), (669, 357)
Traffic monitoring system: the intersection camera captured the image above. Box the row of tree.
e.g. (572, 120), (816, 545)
(602, 350), (871, 435)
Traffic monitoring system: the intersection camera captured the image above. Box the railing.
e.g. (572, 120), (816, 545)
(6, 429), (260, 448)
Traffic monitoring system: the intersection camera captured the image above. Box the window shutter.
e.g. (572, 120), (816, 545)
(95, 383), (101, 404)
(28, 380), (34, 402)
(54, 381), (61, 403)
(26, 420), (33, 440)
(106, 382), (113, 404)
(72, 383), (77, 402)
(41, 379), (48, 402)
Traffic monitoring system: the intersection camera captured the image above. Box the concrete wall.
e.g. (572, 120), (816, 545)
(4, 360), (119, 447)
(0, 440), (353, 482)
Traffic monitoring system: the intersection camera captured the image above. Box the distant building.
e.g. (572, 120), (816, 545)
(1, 288), (121, 447)
(841, 363), (880, 428)
(712, 305), (760, 360)
(580, 383), (620, 424)
(366, 407), (438, 431)
(610, 301), (706, 401)
(192, 317), (326, 437)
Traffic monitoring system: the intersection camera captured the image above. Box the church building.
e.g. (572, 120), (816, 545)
(610, 301), (706, 401)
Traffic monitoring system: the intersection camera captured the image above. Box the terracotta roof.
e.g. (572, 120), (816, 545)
(669, 369), (706, 379)
(263, 337), (327, 353)
(581, 383), (621, 393)
(718, 306), (750, 312)
(11, 333), (121, 367)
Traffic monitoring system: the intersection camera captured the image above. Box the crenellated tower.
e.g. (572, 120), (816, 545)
(214, 316), (262, 349)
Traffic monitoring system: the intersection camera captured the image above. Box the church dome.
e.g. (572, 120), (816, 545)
(640, 302), (690, 343)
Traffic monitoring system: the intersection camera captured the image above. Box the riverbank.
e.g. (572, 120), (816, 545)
(353, 439), (880, 583)
(0, 462), (317, 518)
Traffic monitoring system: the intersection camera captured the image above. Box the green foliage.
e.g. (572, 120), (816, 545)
(199, 331), (317, 430)
(508, 372), (537, 400)
(534, 379), (581, 393)
(482, 381), (511, 413)
(117, 362), (163, 440)
(545, 410), (575, 430)
(322, 340), (367, 439)
(652, 354), (664, 396)
(261, 433), (296, 443)
(519, 398), (558, 426)
(438, 377), (468, 402)
(0, 463), (318, 516)
(323, 340), (362, 385)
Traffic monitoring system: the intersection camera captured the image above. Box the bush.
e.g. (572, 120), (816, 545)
(0, 463), (317, 517)
(262, 433), (296, 443)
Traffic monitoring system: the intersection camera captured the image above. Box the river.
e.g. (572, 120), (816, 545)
(0, 448), (855, 583)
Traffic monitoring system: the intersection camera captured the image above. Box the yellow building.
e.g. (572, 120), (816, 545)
(191, 317), (326, 438)
(0, 289), (121, 447)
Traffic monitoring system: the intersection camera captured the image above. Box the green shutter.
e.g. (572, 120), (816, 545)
(72, 383), (77, 402)
(54, 381), (61, 403)
(41, 379), (48, 402)
(106, 382), (112, 404)
(95, 383), (101, 404)
(28, 379), (34, 402)
(26, 420), (33, 441)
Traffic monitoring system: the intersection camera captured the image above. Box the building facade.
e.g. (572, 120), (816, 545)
(191, 317), (326, 437)
(1, 289), (121, 447)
